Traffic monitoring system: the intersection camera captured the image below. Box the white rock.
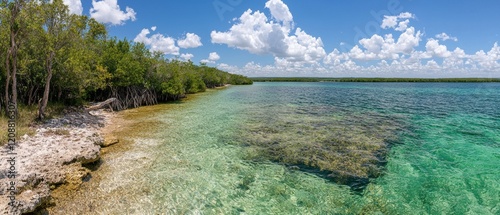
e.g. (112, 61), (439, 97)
(0, 110), (112, 214)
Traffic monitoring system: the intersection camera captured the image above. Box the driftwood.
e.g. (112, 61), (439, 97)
(85, 98), (118, 112)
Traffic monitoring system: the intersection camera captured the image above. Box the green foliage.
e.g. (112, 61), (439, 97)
(116, 53), (144, 86)
(183, 67), (206, 94)
(160, 65), (185, 97)
(229, 74), (254, 85)
(0, 0), (252, 114)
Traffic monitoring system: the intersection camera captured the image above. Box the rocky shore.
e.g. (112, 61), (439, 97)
(0, 109), (117, 214)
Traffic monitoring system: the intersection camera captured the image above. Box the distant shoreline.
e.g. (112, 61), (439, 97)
(250, 77), (500, 82)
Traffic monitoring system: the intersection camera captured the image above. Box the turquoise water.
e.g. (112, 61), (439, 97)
(61, 82), (500, 214)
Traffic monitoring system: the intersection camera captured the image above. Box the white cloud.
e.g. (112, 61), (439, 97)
(381, 16), (398, 29)
(133, 28), (203, 55)
(133, 28), (179, 55)
(222, 40), (500, 78)
(90, 0), (136, 25)
(425, 39), (451, 58)
(395, 19), (410, 32)
(284, 28), (326, 62)
(63, 0), (83, 15)
(210, 7), (499, 78)
(469, 42), (500, 69)
(177, 33), (203, 49)
(134, 29), (150, 44)
(211, 9), (281, 55)
(211, 0), (325, 65)
(265, 0), (293, 23)
(329, 27), (422, 62)
(381, 12), (415, 31)
(442, 48), (467, 69)
(324, 49), (348, 65)
(396, 27), (423, 53)
(201, 52), (220, 64)
(435, 33), (458, 42)
(208, 52), (220, 61)
(180, 53), (194, 61)
(359, 34), (385, 54)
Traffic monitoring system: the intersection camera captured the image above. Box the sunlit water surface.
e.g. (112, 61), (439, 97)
(53, 82), (499, 214)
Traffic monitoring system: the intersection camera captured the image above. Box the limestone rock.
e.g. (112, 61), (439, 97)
(87, 132), (104, 146)
(0, 110), (113, 214)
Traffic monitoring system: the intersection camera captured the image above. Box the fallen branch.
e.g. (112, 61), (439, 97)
(85, 98), (118, 112)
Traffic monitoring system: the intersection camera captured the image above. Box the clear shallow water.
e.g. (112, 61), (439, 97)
(56, 83), (500, 214)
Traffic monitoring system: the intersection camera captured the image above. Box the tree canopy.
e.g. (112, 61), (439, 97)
(0, 0), (252, 114)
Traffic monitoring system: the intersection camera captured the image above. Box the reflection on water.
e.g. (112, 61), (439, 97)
(51, 83), (500, 214)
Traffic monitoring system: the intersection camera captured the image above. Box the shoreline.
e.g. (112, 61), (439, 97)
(0, 87), (235, 214)
(0, 109), (118, 214)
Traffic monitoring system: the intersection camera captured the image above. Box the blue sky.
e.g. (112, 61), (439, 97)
(64, 0), (500, 77)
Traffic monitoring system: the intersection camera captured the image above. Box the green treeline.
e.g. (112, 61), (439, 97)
(0, 0), (252, 118)
(251, 77), (500, 82)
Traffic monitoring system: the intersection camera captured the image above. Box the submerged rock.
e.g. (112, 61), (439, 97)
(327, 170), (370, 192)
(237, 110), (406, 191)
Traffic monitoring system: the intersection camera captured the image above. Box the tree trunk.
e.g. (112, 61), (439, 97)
(11, 39), (18, 112)
(38, 52), (54, 119)
(57, 86), (62, 101)
(27, 85), (38, 106)
(4, 1), (21, 115)
(4, 50), (11, 114)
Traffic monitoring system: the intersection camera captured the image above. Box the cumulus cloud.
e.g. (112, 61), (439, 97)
(63, 0), (83, 15)
(90, 0), (136, 25)
(381, 12), (415, 31)
(211, 10), (284, 55)
(201, 52), (220, 64)
(134, 28), (205, 55)
(230, 41), (500, 77)
(208, 52), (220, 61)
(211, 0), (325, 65)
(180, 53), (194, 61)
(134, 29), (179, 55)
(177, 33), (203, 49)
(435, 33), (458, 42)
(331, 27), (422, 62)
(265, 0), (293, 24)
(469, 42), (500, 69)
(425, 39), (451, 58)
(223, 41), (500, 77)
(323, 12), (499, 76)
(210, 6), (499, 77)
(324, 49), (348, 65)
(452, 47), (467, 58)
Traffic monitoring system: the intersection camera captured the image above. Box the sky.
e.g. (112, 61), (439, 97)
(63, 0), (500, 78)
